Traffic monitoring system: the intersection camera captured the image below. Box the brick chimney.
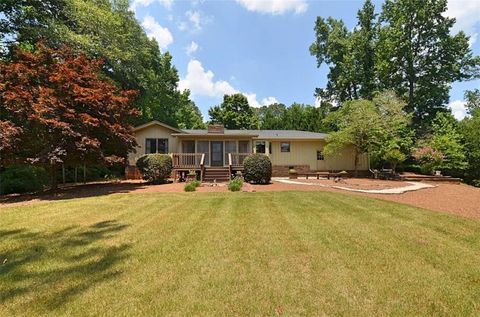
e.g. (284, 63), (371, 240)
(207, 124), (225, 134)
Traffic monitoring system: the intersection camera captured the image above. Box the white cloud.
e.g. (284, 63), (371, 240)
(179, 60), (277, 108)
(235, 0), (308, 15)
(130, 0), (173, 11)
(179, 60), (237, 97)
(142, 15), (173, 50)
(448, 99), (467, 120)
(445, 0), (480, 45)
(185, 41), (199, 55)
(178, 10), (210, 32)
(186, 10), (202, 30)
(261, 96), (279, 105)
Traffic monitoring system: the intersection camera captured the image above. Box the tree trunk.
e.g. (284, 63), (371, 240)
(83, 164), (86, 184)
(50, 164), (58, 190)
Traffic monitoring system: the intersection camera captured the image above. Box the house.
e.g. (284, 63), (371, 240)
(126, 120), (368, 181)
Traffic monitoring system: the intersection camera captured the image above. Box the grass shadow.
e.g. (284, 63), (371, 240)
(0, 182), (150, 205)
(0, 220), (131, 313)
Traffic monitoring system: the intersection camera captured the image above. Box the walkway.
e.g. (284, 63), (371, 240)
(275, 179), (435, 194)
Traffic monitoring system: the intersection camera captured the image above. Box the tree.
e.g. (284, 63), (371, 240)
(372, 90), (414, 169)
(0, 0), (202, 127)
(176, 90), (205, 129)
(256, 103), (287, 129)
(461, 107), (480, 186)
(310, 17), (357, 103)
(464, 89), (480, 114)
(417, 112), (467, 173)
(208, 94), (257, 129)
(310, 0), (378, 103)
(324, 91), (413, 175)
(0, 43), (138, 188)
(351, 0), (378, 99)
(377, 0), (479, 129)
(323, 100), (383, 176)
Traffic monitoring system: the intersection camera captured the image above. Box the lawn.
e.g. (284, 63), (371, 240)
(1, 191), (479, 316)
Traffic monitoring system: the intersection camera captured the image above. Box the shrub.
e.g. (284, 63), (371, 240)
(228, 177), (243, 192)
(413, 146), (444, 175)
(243, 154), (272, 184)
(184, 182), (197, 192)
(0, 165), (49, 195)
(191, 180), (201, 188)
(136, 154), (172, 183)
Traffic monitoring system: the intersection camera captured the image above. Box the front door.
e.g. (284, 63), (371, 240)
(211, 141), (224, 166)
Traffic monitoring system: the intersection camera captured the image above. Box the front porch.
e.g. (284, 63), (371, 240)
(172, 152), (250, 182)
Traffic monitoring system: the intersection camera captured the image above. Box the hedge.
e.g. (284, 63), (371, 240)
(243, 154), (272, 184)
(136, 154), (172, 183)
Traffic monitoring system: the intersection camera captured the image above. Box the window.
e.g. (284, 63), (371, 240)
(145, 138), (157, 154)
(182, 140), (195, 153)
(238, 141), (250, 153)
(197, 141), (209, 166)
(255, 141), (266, 154)
(281, 142), (290, 152)
(158, 139), (168, 154)
(225, 141), (237, 163)
(145, 138), (168, 154)
(317, 150), (324, 161)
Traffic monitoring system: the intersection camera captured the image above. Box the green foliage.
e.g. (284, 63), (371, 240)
(461, 108), (480, 186)
(256, 102), (334, 132)
(228, 177), (243, 192)
(243, 154), (272, 184)
(429, 112), (467, 171)
(324, 99), (383, 174)
(324, 91), (413, 174)
(413, 146), (444, 175)
(311, 0), (480, 130)
(377, 0), (479, 128)
(0, 165), (49, 194)
(184, 182), (197, 192)
(208, 94), (258, 129)
(191, 180), (201, 188)
(464, 89), (480, 115)
(136, 154), (172, 184)
(0, 0), (204, 128)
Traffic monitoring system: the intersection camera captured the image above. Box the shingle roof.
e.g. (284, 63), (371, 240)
(180, 129), (328, 140)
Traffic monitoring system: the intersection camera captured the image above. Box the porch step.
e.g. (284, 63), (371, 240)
(204, 167), (230, 182)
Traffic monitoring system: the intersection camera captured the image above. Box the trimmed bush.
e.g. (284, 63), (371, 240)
(243, 154), (272, 184)
(191, 180), (201, 188)
(0, 165), (49, 195)
(136, 154), (172, 183)
(184, 182), (197, 192)
(228, 177), (243, 192)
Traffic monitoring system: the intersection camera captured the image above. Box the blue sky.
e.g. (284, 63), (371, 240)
(131, 0), (480, 121)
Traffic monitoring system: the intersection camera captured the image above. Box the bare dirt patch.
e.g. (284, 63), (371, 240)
(288, 178), (411, 190)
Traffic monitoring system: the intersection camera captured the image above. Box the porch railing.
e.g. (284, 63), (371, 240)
(230, 153), (250, 167)
(172, 153), (203, 169)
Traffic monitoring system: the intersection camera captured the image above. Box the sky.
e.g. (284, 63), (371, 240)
(130, 0), (480, 121)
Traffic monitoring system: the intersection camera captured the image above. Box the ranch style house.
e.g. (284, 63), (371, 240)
(126, 121), (368, 181)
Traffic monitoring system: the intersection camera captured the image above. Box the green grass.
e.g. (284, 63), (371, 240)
(1, 191), (479, 316)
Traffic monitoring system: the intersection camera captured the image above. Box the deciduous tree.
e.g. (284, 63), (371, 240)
(208, 94), (257, 129)
(0, 43), (138, 188)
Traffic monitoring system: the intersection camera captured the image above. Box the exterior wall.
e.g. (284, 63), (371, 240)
(127, 125), (179, 165)
(268, 140), (368, 172)
(125, 125), (369, 179)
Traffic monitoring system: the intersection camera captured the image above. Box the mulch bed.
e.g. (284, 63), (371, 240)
(1, 179), (479, 220)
